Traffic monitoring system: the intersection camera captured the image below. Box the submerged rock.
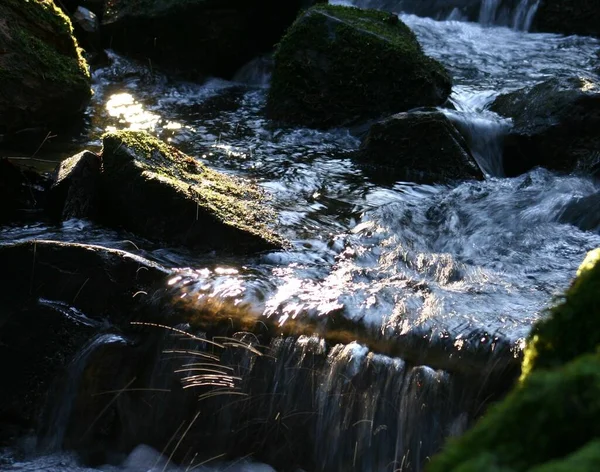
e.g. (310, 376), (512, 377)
(102, 0), (319, 78)
(47, 150), (101, 220)
(556, 192), (600, 233)
(100, 131), (284, 253)
(267, 5), (452, 128)
(0, 0), (91, 146)
(428, 248), (600, 471)
(491, 76), (600, 177)
(534, 0), (600, 37)
(355, 111), (483, 184)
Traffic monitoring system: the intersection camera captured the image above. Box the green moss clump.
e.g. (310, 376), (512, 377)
(521, 248), (600, 379)
(427, 352), (600, 472)
(0, 0), (91, 133)
(100, 131), (285, 253)
(427, 248), (600, 472)
(267, 5), (451, 128)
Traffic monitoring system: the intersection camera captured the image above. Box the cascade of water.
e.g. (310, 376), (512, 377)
(478, 0), (501, 25)
(39, 334), (128, 452)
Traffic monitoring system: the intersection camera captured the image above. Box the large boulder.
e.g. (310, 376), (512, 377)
(0, 0), (91, 145)
(428, 248), (600, 472)
(355, 111), (483, 184)
(102, 0), (321, 78)
(99, 131), (285, 252)
(490, 76), (600, 177)
(266, 5), (452, 128)
(534, 0), (600, 37)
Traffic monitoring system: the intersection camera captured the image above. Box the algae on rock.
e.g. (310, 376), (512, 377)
(100, 131), (285, 253)
(267, 5), (452, 128)
(0, 0), (91, 139)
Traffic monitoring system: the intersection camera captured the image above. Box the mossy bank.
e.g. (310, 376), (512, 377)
(0, 0), (91, 142)
(267, 5), (452, 128)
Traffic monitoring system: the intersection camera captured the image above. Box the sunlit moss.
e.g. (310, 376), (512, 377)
(521, 248), (600, 380)
(101, 131), (285, 252)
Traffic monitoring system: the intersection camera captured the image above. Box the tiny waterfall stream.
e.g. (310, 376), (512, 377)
(2, 1), (600, 471)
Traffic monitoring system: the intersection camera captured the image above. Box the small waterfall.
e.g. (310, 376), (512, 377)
(329, 0), (541, 31)
(39, 334), (128, 452)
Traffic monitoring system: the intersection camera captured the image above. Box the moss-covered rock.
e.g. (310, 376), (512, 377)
(490, 76), (600, 178)
(534, 0), (600, 37)
(267, 5), (452, 128)
(427, 248), (600, 472)
(520, 248), (600, 379)
(0, 0), (91, 142)
(102, 0), (320, 78)
(356, 111), (483, 184)
(100, 131), (284, 253)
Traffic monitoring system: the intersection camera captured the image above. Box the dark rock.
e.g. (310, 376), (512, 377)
(266, 5), (452, 128)
(0, 239), (169, 319)
(0, 0), (92, 147)
(534, 0), (600, 37)
(102, 0), (320, 78)
(490, 76), (600, 177)
(99, 131), (285, 253)
(0, 159), (49, 223)
(0, 239), (169, 439)
(47, 150), (102, 220)
(557, 192), (600, 232)
(355, 111), (483, 184)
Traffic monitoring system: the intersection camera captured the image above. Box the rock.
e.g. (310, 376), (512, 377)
(428, 248), (600, 472)
(0, 240), (169, 319)
(534, 0), (600, 37)
(266, 5), (452, 128)
(102, 0), (320, 78)
(355, 111), (483, 184)
(0, 239), (169, 439)
(47, 150), (102, 220)
(99, 131), (285, 252)
(0, 159), (49, 223)
(557, 192), (600, 232)
(490, 76), (600, 177)
(0, 0), (92, 146)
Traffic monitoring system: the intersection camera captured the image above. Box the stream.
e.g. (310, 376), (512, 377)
(2, 0), (599, 470)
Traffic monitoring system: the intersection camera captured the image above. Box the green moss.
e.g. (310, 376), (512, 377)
(427, 352), (600, 472)
(530, 441), (600, 472)
(521, 248), (600, 380)
(0, 0), (90, 88)
(101, 131), (285, 250)
(267, 5), (451, 127)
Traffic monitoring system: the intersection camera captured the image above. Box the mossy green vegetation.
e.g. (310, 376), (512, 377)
(427, 248), (600, 472)
(521, 248), (600, 379)
(267, 4), (451, 128)
(101, 131), (285, 253)
(0, 0), (91, 133)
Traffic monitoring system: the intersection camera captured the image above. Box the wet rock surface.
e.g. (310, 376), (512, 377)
(491, 76), (600, 177)
(267, 5), (452, 128)
(355, 111), (483, 184)
(0, 0), (91, 148)
(534, 0), (600, 37)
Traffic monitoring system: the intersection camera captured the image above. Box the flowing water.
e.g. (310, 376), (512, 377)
(2, 1), (600, 471)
